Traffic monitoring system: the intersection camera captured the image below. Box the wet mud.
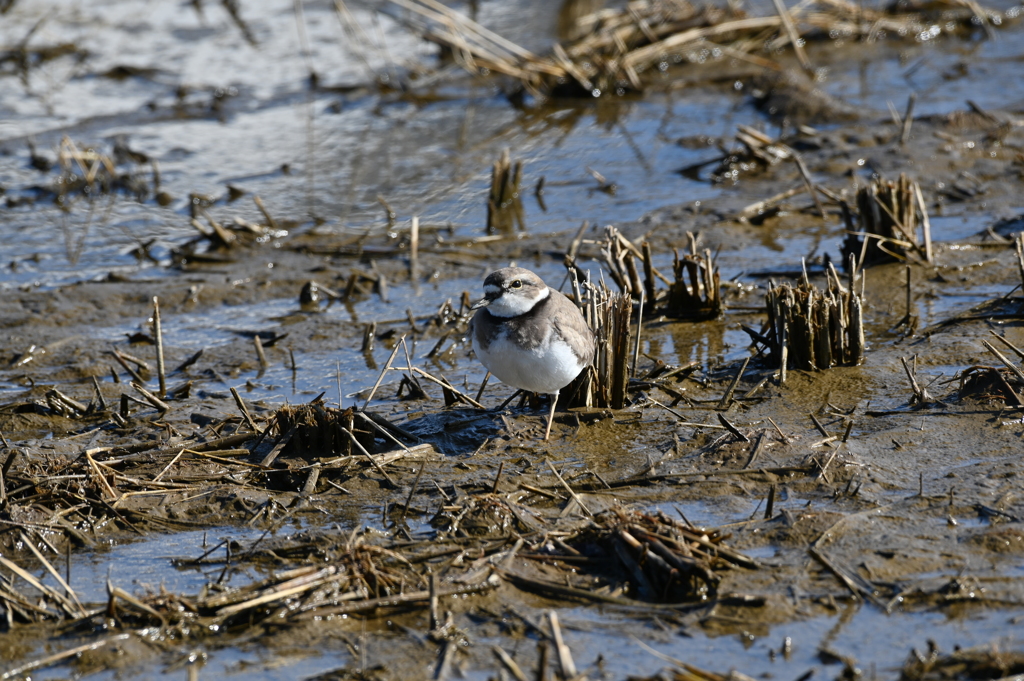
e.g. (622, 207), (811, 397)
(2, 0), (1024, 679)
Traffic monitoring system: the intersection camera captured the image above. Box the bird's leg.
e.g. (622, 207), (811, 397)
(543, 390), (559, 441)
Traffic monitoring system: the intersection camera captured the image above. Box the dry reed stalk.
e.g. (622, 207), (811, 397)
(1016, 233), (1024, 293)
(765, 265), (864, 375)
(153, 297), (166, 398)
(486, 148), (524, 234)
(844, 173), (933, 268)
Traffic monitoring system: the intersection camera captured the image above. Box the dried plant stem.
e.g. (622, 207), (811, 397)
(230, 386), (262, 433)
(153, 297), (166, 398)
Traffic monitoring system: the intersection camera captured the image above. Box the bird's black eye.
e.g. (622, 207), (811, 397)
(510, 280), (522, 289)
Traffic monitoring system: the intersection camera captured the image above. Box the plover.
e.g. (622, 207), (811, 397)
(470, 267), (596, 440)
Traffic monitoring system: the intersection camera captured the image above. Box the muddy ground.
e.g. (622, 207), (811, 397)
(2, 2), (1024, 680)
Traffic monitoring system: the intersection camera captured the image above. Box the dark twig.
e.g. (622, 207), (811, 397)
(153, 297), (166, 398)
(230, 386), (262, 433)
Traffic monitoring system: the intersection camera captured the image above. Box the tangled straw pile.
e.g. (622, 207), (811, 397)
(383, 0), (1013, 95)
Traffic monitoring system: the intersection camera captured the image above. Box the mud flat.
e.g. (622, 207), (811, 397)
(2, 0), (1024, 678)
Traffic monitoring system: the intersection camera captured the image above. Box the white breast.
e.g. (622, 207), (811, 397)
(474, 330), (585, 395)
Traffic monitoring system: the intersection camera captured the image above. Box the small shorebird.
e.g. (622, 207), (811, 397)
(470, 267), (596, 440)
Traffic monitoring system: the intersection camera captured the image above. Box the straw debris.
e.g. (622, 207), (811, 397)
(522, 507), (756, 604)
(384, 0), (1014, 96)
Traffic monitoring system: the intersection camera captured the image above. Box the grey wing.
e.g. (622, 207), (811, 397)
(551, 294), (596, 366)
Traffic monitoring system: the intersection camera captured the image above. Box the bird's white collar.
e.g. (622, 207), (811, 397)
(486, 285), (549, 318)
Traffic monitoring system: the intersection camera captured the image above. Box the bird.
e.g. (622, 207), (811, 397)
(469, 267), (596, 440)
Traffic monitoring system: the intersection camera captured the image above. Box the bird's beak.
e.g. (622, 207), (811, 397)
(470, 296), (490, 310)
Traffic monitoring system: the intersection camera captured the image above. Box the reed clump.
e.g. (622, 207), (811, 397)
(272, 400), (377, 459)
(562, 272), (632, 411)
(595, 227), (722, 320)
(843, 172), (933, 269)
(765, 265), (864, 376)
(666, 246), (722, 320)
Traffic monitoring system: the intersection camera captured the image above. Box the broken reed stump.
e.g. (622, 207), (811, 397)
(843, 172), (933, 269)
(561, 275), (632, 411)
(486, 148), (524, 234)
(598, 226), (639, 296)
(666, 247), (722, 320)
(271, 400), (376, 459)
(596, 226), (722, 320)
(956, 366), (1023, 407)
(766, 266), (864, 376)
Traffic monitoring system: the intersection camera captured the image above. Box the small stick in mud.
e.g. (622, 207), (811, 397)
(989, 331), (1024, 362)
(717, 356), (750, 409)
(253, 195), (279, 231)
(392, 336), (423, 396)
(900, 356), (936, 404)
(902, 265), (914, 327)
(411, 367), (484, 408)
(475, 371), (491, 403)
(491, 460), (505, 494)
(410, 215), (420, 285)
(632, 286), (644, 378)
(361, 321), (376, 354)
(363, 339), (403, 408)
(842, 420), (855, 442)
(900, 93), (917, 146)
(809, 413), (830, 438)
(254, 334), (269, 372)
(771, 0), (813, 73)
(131, 382), (170, 413)
(641, 241), (656, 304)
(716, 413), (749, 443)
(546, 459), (592, 516)
(229, 386), (262, 433)
(398, 462), (426, 523)
(429, 571), (440, 632)
(90, 375), (107, 412)
(153, 297), (166, 398)
(566, 220), (590, 262)
(109, 348), (145, 384)
(342, 427), (397, 488)
(548, 610), (578, 680)
(493, 647), (528, 681)
(377, 195), (396, 228)
(981, 340), (1024, 386)
(1016, 234), (1024, 293)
